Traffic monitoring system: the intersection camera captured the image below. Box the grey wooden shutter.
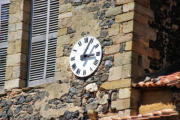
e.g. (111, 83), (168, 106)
(28, 0), (59, 86)
(0, 1), (10, 90)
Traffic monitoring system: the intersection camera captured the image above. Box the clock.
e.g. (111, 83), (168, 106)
(70, 36), (102, 77)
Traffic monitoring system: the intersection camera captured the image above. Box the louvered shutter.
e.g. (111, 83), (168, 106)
(0, 0), (10, 90)
(28, 0), (59, 86)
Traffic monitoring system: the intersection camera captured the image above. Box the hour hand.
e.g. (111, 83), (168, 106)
(84, 54), (95, 57)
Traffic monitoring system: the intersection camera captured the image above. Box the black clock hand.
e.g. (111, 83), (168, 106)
(84, 54), (95, 57)
(81, 38), (93, 60)
(83, 46), (95, 67)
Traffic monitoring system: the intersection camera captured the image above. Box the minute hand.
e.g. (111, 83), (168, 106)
(83, 39), (92, 55)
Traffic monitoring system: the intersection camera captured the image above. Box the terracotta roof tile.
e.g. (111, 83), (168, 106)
(101, 109), (178, 120)
(136, 72), (180, 88)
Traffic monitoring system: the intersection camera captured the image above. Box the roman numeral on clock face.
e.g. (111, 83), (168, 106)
(78, 41), (82, 46)
(96, 52), (100, 56)
(83, 70), (86, 75)
(93, 59), (99, 66)
(84, 37), (88, 43)
(76, 69), (81, 75)
(90, 38), (94, 44)
(71, 57), (75, 61)
(95, 44), (99, 48)
(72, 63), (77, 70)
(90, 67), (93, 71)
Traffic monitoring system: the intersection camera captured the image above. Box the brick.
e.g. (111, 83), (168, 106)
(104, 44), (120, 55)
(58, 28), (67, 36)
(111, 99), (130, 110)
(116, 0), (134, 5)
(108, 24), (119, 37)
(125, 41), (132, 50)
(59, 3), (72, 14)
(114, 51), (132, 66)
(100, 79), (131, 90)
(105, 6), (122, 17)
(59, 12), (72, 19)
(123, 2), (135, 12)
(123, 20), (133, 33)
(113, 33), (133, 44)
(108, 66), (122, 81)
(115, 11), (134, 23)
(119, 88), (131, 99)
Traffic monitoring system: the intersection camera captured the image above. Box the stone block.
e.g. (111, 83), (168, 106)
(114, 51), (132, 66)
(125, 41), (132, 51)
(55, 57), (69, 71)
(135, 3), (154, 18)
(113, 33), (133, 44)
(115, 11), (134, 23)
(123, 2), (135, 12)
(119, 88), (131, 99)
(54, 71), (72, 82)
(58, 17), (72, 29)
(111, 99), (130, 110)
(12, 66), (20, 79)
(9, 24), (16, 32)
(116, 0), (134, 5)
(134, 12), (149, 26)
(4, 79), (23, 90)
(59, 12), (72, 19)
(108, 66), (122, 81)
(59, 3), (72, 14)
(57, 35), (70, 45)
(134, 21), (156, 40)
(105, 6), (122, 17)
(5, 66), (13, 80)
(58, 28), (67, 36)
(108, 24), (119, 37)
(124, 109), (131, 117)
(56, 45), (64, 57)
(123, 20), (133, 33)
(122, 64), (131, 78)
(8, 30), (22, 41)
(104, 44), (120, 55)
(100, 79), (131, 90)
(6, 53), (21, 66)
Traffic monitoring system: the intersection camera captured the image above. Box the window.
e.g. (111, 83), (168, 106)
(0, 0), (10, 90)
(27, 0), (59, 86)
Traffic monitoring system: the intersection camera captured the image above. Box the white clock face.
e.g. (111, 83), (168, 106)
(70, 36), (102, 77)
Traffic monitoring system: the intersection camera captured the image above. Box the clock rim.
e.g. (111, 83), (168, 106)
(69, 36), (102, 78)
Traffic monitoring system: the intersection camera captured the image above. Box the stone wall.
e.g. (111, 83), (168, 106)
(5, 0), (30, 89)
(55, 0), (135, 118)
(132, 0), (180, 82)
(1, 0), (180, 119)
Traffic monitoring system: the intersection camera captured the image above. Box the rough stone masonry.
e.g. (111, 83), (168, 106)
(0, 0), (179, 119)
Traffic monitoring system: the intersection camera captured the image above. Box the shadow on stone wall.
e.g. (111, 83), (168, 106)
(149, 0), (180, 73)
